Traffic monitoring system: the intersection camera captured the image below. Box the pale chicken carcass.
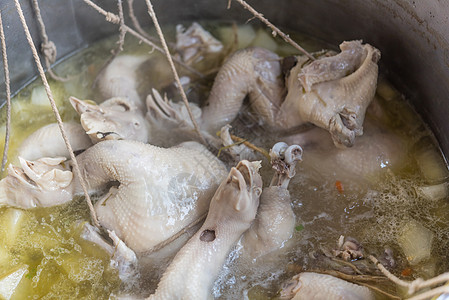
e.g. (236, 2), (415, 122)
(279, 40), (381, 148)
(146, 41), (380, 148)
(279, 272), (375, 300)
(77, 140), (227, 253)
(0, 140), (228, 253)
(149, 160), (262, 300)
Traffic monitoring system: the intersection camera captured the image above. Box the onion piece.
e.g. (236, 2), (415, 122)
(250, 28), (278, 52)
(217, 24), (256, 49)
(397, 219), (433, 266)
(415, 182), (449, 201)
(0, 208), (26, 247)
(0, 265), (28, 300)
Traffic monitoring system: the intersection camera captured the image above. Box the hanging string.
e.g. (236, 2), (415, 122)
(117, 0), (126, 52)
(231, 0), (316, 61)
(83, 0), (203, 78)
(144, 211), (207, 254)
(92, 0), (127, 89)
(369, 255), (449, 298)
(126, 0), (176, 48)
(31, 0), (71, 82)
(145, 0), (208, 146)
(83, 0), (121, 23)
(127, 0), (154, 42)
(0, 12), (11, 172)
(14, 0), (100, 228)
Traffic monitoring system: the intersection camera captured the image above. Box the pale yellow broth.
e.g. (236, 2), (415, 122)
(0, 23), (448, 299)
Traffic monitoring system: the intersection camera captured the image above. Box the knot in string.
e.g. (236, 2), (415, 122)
(41, 40), (57, 64)
(106, 12), (120, 24)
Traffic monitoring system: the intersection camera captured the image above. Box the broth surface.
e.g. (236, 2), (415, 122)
(0, 22), (448, 299)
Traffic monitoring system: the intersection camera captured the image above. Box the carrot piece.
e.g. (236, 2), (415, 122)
(401, 267), (413, 277)
(335, 180), (344, 194)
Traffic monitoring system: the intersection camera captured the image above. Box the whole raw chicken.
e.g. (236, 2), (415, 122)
(149, 160), (262, 299)
(0, 140), (227, 253)
(147, 40), (380, 148)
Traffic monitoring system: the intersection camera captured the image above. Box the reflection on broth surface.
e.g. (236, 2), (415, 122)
(1, 22), (448, 299)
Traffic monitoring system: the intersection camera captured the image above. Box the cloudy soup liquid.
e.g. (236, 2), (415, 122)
(0, 22), (448, 299)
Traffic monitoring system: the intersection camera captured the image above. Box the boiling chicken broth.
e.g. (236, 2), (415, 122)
(212, 86), (449, 298)
(0, 22), (448, 299)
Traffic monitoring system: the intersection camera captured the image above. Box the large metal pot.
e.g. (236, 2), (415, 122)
(1, 0), (448, 160)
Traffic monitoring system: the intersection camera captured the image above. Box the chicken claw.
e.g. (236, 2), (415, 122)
(146, 88), (219, 146)
(146, 88), (202, 130)
(175, 22), (223, 64)
(270, 142), (303, 188)
(0, 156), (74, 208)
(218, 125), (257, 161)
(79, 222), (140, 290)
(70, 96), (150, 144)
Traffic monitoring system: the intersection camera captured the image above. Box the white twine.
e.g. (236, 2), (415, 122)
(0, 12), (11, 172)
(14, 0), (100, 228)
(144, 0), (207, 146)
